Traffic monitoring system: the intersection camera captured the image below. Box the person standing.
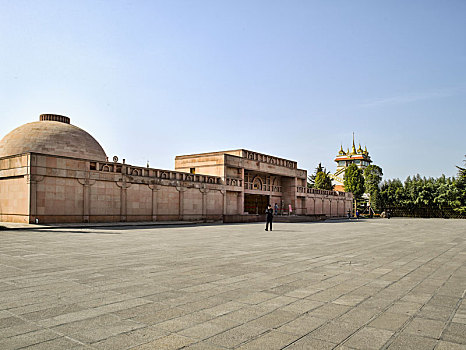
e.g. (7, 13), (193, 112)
(274, 203), (278, 215)
(265, 204), (274, 231)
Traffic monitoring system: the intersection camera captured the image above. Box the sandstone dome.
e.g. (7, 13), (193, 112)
(0, 114), (107, 161)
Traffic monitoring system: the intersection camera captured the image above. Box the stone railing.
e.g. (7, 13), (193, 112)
(244, 182), (282, 192)
(89, 161), (222, 185)
(305, 188), (349, 197)
(297, 186), (306, 193)
(225, 177), (243, 187)
(243, 150), (297, 169)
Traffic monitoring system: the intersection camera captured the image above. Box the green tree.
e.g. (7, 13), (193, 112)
(344, 164), (365, 200)
(314, 171), (334, 190)
(453, 155), (466, 213)
(379, 178), (403, 210)
(307, 163), (325, 188)
(363, 165), (383, 211)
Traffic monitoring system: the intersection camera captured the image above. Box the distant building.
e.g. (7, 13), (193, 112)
(331, 135), (372, 191)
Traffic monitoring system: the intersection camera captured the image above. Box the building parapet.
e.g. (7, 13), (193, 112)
(244, 182), (282, 192)
(305, 187), (350, 197)
(90, 160), (222, 185)
(243, 150), (297, 169)
(225, 177), (243, 187)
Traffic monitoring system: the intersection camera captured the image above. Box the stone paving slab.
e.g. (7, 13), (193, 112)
(0, 218), (465, 349)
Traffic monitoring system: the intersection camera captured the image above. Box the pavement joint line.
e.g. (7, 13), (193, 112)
(1, 219), (465, 349)
(85, 237), (453, 349)
(435, 287), (466, 348)
(1, 305), (91, 350)
(280, 243), (460, 350)
(379, 251), (466, 350)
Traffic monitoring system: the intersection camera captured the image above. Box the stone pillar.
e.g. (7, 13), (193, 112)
(237, 191), (244, 215)
(176, 186), (187, 220)
(221, 189), (227, 216)
(281, 176), (297, 213)
(148, 183), (161, 221)
(239, 168), (245, 214)
(200, 186), (209, 221)
(27, 174), (44, 224)
(117, 176), (131, 222)
(78, 178), (96, 223)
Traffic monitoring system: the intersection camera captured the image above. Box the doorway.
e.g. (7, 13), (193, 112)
(244, 194), (269, 215)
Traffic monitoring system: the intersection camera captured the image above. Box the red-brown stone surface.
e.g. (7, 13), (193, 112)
(0, 119), (106, 161)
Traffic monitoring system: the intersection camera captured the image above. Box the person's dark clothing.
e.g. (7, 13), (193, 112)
(265, 207), (273, 231)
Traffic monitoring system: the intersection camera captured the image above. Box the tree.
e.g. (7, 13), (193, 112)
(314, 171), (334, 190)
(453, 155), (466, 213)
(379, 178), (403, 210)
(364, 165), (383, 211)
(307, 163), (325, 188)
(344, 164), (365, 200)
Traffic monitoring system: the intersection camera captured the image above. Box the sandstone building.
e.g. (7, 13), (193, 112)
(0, 114), (353, 223)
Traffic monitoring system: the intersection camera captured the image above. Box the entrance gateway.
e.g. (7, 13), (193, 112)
(244, 194), (269, 215)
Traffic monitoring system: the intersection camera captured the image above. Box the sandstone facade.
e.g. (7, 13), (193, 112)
(0, 115), (353, 224)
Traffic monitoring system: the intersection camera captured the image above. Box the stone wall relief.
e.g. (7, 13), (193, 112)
(252, 176), (263, 190)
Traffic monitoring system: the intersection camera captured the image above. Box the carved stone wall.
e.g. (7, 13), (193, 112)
(0, 152), (353, 224)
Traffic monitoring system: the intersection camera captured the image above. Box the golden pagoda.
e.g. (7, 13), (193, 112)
(331, 134), (372, 190)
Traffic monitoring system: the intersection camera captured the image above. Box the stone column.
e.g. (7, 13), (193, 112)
(148, 183), (161, 221)
(281, 176), (297, 213)
(27, 174), (44, 224)
(221, 189), (227, 216)
(239, 168), (245, 214)
(176, 186), (187, 220)
(78, 178), (96, 223)
(199, 186), (209, 221)
(237, 191), (244, 215)
(117, 176), (131, 222)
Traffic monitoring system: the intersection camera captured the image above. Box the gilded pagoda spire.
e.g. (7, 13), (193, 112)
(338, 144), (346, 155)
(351, 132), (356, 154)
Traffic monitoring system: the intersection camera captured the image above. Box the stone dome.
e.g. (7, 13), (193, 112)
(0, 114), (107, 161)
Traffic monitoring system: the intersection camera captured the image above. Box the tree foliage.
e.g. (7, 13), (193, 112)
(307, 163), (324, 188)
(364, 165), (383, 210)
(344, 164), (365, 199)
(314, 171), (334, 190)
(378, 163), (466, 217)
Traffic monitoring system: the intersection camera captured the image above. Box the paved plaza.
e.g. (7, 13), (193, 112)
(0, 218), (465, 350)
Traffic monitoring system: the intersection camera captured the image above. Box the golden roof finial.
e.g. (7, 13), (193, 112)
(338, 144), (345, 155)
(351, 132), (356, 154)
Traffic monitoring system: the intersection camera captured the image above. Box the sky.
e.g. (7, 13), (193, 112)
(1, 0), (465, 181)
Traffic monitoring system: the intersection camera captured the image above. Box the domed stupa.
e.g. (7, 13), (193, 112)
(0, 114), (106, 161)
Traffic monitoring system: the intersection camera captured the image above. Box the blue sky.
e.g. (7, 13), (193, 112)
(1, 0), (465, 180)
